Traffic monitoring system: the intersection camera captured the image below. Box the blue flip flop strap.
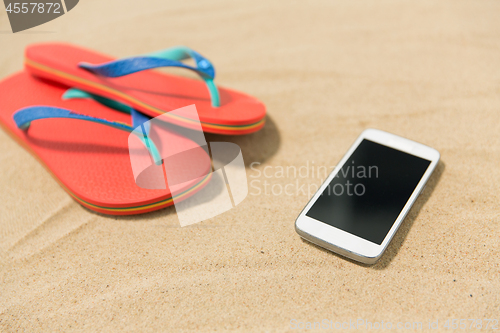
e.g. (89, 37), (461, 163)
(12, 106), (162, 165)
(78, 46), (220, 107)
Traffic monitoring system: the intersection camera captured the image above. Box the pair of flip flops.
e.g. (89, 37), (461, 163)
(0, 43), (266, 215)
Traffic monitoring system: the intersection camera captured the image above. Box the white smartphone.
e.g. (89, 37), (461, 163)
(295, 129), (440, 264)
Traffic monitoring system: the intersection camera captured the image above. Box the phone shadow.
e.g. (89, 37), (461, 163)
(300, 161), (445, 269)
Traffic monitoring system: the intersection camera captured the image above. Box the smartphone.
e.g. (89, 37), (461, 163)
(295, 129), (440, 264)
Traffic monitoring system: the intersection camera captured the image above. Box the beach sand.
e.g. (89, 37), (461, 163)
(0, 0), (499, 331)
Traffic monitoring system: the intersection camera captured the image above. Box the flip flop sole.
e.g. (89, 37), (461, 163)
(25, 43), (266, 135)
(0, 72), (212, 215)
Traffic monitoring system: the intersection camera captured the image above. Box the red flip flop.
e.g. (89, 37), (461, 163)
(0, 72), (212, 215)
(25, 43), (266, 135)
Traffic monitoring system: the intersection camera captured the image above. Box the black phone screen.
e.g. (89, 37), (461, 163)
(306, 139), (431, 245)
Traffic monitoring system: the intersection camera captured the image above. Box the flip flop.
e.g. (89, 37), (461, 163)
(25, 43), (266, 135)
(0, 72), (212, 215)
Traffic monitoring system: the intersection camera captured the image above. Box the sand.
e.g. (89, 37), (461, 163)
(0, 0), (499, 331)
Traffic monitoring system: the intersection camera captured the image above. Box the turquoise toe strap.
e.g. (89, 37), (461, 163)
(78, 46), (220, 107)
(12, 106), (162, 165)
(62, 88), (151, 133)
(63, 88), (132, 114)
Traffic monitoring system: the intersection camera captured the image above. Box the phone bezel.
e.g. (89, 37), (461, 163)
(295, 129), (440, 264)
